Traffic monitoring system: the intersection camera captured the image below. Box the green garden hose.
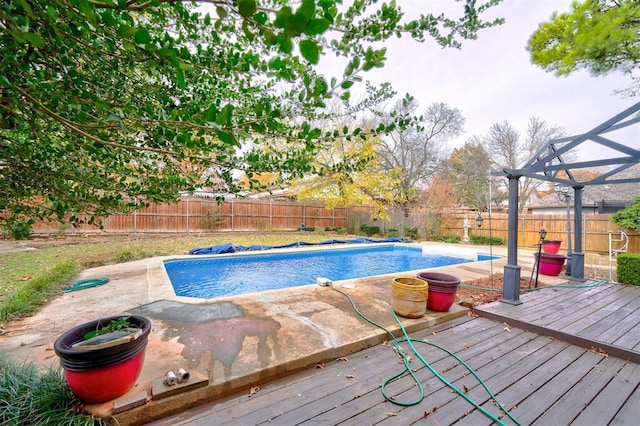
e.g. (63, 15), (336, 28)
(63, 278), (110, 292)
(330, 284), (521, 426)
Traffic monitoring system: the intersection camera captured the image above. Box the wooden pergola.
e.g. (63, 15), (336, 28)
(498, 101), (640, 304)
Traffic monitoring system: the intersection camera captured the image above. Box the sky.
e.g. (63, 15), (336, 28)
(324, 0), (638, 163)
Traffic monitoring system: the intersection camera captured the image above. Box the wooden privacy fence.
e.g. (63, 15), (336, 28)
(22, 199), (638, 255)
(440, 213), (639, 255)
(29, 198), (348, 234)
(334, 205), (637, 255)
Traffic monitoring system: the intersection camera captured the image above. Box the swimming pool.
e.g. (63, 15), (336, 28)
(165, 244), (494, 299)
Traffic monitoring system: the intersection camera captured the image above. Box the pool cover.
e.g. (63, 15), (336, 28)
(188, 237), (407, 255)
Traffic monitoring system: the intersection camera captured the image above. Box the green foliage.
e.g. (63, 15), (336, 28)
(528, 0), (639, 95)
(404, 226), (419, 239)
(617, 253), (640, 285)
(0, 356), (101, 425)
(611, 197), (640, 231)
(2, 216), (34, 240)
(436, 235), (462, 244)
(359, 224), (380, 236)
(1, 0), (503, 227)
(84, 316), (136, 340)
(437, 142), (491, 211)
(386, 227), (399, 237)
(470, 234), (504, 245)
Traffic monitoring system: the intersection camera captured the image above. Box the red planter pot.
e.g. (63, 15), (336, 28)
(427, 289), (457, 312)
(54, 315), (151, 403)
(417, 272), (460, 312)
(535, 253), (567, 276)
(541, 240), (562, 254)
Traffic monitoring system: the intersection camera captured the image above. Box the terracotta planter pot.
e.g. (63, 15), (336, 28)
(535, 253), (567, 276)
(391, 277), (428, 319)
(54, 315), (151, 403)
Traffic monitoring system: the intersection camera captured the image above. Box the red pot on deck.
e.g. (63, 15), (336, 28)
(535, 253), (567, 276)
(417, 272), (460, 312)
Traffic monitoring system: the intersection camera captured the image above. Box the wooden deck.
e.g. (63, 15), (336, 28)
(149, 281), (640, 425)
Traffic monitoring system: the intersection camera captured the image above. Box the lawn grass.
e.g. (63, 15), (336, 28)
(0, 232), (339, 321)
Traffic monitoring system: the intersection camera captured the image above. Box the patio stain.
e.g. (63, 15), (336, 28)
(131, 300), (282, 380)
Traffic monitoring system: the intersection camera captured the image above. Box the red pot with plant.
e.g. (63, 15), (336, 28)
(54, 315), (151, 403)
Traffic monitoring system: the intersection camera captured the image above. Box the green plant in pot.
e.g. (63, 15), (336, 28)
(53, 315), (151, 403)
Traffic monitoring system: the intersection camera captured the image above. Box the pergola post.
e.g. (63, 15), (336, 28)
(571, 186), (585, 280)
(501, 173), (523, 305)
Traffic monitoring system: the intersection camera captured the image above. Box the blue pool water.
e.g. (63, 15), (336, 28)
(165, 245), (492, 299)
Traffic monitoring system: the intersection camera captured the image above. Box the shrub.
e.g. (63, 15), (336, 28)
(3, 217), (34, 240)
(359, 224), (380, 237)
(386, 228), (399, 237)
(441, 235), (461, 244)
(366, 225), (380, 236)
(611, 197), (640, 232)
(404, 226), (418, 239)
(470, 235), (504, 245)
(617, 253), (640, 285)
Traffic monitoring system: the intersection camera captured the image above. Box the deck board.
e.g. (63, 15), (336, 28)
(149, 281), (640, 426)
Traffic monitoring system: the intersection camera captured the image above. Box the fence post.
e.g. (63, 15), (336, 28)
(231, 199), (234, 231)
(186, 197), (190, 234)
(133, 198), (138, 233)
(270, 199), (273, 230)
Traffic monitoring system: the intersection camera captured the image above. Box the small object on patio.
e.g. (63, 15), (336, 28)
(316, 277), (332, 287)
(176, 368), (190, 383)
(165, 370), (177, 386)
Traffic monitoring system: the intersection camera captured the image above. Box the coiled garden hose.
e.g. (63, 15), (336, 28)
(63, 278), (110, 292)
(329, 284), (521, 426)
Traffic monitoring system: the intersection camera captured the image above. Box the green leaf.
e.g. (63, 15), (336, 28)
(340, 80), (354, 89)
(297, 0), (316, 18)
(237, 0), (256, 18)
(78, 0), (98, 25)
(16, 0), (35, 19)
(279, 36), (293, 54)
(22, 32), (45, 48)
(101, 10), (116, 27)
(216, 104), (234, 126)
(117, 25), (138, 38)
(134, 29), (150, 44)
(306, 18), (330, 35)
(299, 39), (319, 64)
(176, 69), (186, 89)
(177, 61), (194, 71)
(254, 11), (268, 25)
(216, 130), (237, 146)
(268, 57), (283, 70)
(216, 6), (227, 20)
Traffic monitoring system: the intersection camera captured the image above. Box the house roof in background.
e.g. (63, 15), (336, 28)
(527, 163), (640, 209)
